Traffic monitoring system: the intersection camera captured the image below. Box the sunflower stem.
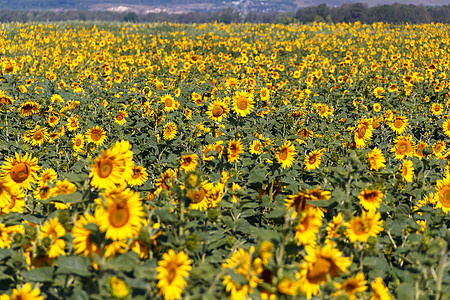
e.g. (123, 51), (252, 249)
(435, 240), (447, 300)
(179, 199), (185, 238)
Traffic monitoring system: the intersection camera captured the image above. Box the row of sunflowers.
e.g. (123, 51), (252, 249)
(0, 21), (448, 299)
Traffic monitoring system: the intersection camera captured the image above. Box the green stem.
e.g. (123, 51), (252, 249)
(435, 240), (447, 300)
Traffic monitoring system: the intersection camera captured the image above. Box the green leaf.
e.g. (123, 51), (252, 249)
(21, 267), (54, 282)
(306, 198), (336, 208)
(56, 256), (91, 277)
(234, 219), (251, 233)
(107, 252), (140, 272)
(248, 167), (267, 183)
(396, 283), (415, 300)
(46, 191), (84, 204)
(265, 208), (286, 219)
(68, 288), (89, 300)
(155, 207), (177, 224)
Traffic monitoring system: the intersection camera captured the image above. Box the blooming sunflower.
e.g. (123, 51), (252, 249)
(389, 116), (408, 134)
(232, 90), (254, 117)
(114, 110), (128, 125)
(85, 126), (107, 147)
(369, 278), (391, 300)
(163, 122), (177, 141)
(206, 99), (229, 122)
(333, 272), (368, 300)
(89, 140), (134, 190)
(304, 149), (324, 171)
(260, 87), (270, 101)
(391, 135), (415, 159)
(275, 141), (296, 169)
(432, 140), (446, 157)
(95, 185), (145, 240)
(295, 208), (323, 246)
(0, 178), (20, 209)
(7, 283), (44, 300)
(39, 218), (66, 258)
(249, 140), (263, 155)
(72, 133), (85, 151)
(345, 211), (384, 243)
(434, 176), (450, 214)
(48, 112), (60, 127)
(227, 139), (244, 163)
(414, 141), (428, 159)
(28, 125), (49, 147)
(72, 213), (101, 260)
(187, 180), (214, 210)
(109, 276), (130, 299)
(296, 244), (351, 299)
(66, 115), (79, 131)
(430, 103), (443, 115)
(157, 250), (192, 300)
(127, 165), (148, 186)
(160, 94), (179, 112)
(368, 147), (386, 171)
(373, 103), (382, 112)
(443, 119), (450, 137)
(1, 152), (40, 190)
(401, 160), (414, 182)
(373, 86), (385, 98)
(180, 154), (198, 173)
(18, 101), (40, 116)
(358, 189), (383, 212)
(354, 119), (373, 148)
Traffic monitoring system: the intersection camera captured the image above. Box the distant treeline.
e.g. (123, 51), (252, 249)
(1, 3), (450, 24)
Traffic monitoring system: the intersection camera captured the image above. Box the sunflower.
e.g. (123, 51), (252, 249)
(1, 152), (40, 190)
(430, 103), (443, 115)
(442, 119), (450, 137)
(95, 185), (145, 241)
(369, 278), (391, 300)
(401, 160), (414, 182)
(163, 122), (177, 141)
(373, 86), (385, 98)
(5, 186), (25, 214)
(296, 127), (313, 144)
(227, 139), (244, 163)
(389, 115), (409, 134)
(109, 276), (130, 299)
(66, 115), (79, 132)
(354, 119), (373, 148)
(48, 112), (60, 127)
(391, 135), (415, 159)
(18, 101), (40, 116)
(114, 110), (128, 125)
(157, 249), (192, 300)
(213, 141), (224, 158)
(187, 180), (214, 210)
(326, 213), (343, 239)
(184, 108), (192, 119)
(8, 283), (44, 300)
(127, 165), (149, 186)
(0, 178), (19, 209)
(277, 278), (299, 296)
(232, 90), (254, 117)
(33, 184), (52, 201)
(295, 208), (323, 246)
(180, 154), (198, 173)
(206, 99), (229, 122)
(434, 176), (450, 214)
(160, 94), (179, 112)
(296, 244), (351, 299)
(373, 103), (382, 112)
(191, 92), (202, 106)
(345, 211), (384, 243)
(358, 189), (383, 212)
(333, 272), (368, 300)
(260, 87), (270, 101)
(304, 149), (324, 171)
(432, 140), (446, 157)
(155, 168), (177, 192)
(89, 140), (134, 190)
(249, 140), (263, 155)
(275, 141), (296, 169)
(85, 126), (107, 146)
(368, 147), (386, 171)
(39, 218), (66, 258)
(414, 141), (428, 159)
(72, 213), (101, 260)
(285, 187), (329, 219)
(202, 144), (215, 161)
(72, 133), (85, 151)
(27, 125), (49, 147)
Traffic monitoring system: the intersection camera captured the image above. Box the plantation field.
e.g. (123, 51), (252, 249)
(0, 21), (449, 299)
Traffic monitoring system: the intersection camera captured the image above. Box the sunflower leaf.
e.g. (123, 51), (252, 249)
(21, 267), (54, 282)
(56, 256), (91, 277)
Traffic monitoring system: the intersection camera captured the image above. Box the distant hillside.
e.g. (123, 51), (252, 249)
(0, 0), (448, 13)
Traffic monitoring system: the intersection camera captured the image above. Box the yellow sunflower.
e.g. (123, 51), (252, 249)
(114, 110), (128, 125)
(249, 140), (263, 155)
(72, 213), (101, 259)
(359, 189), (383, 212)
(432, 140), (446, 157)
(109, 276), (130, 299)
(295, 207), (323, 246)
(47, 112), (60, 127)
(89, 140), (134, 190)
(85, 126), (107, 146)
(8, 283), (44, 300)
(206, 99), (229, 122)
(28, 125), (49, 147)
(401, 160), (414, 182)
(430, 103), (443, 115)
(442, 119), (450, 137)
(180, 154), (198, 173)
(296, 244), (351, 299)
(391, 135), (415, 159)
(39, 218), (66, 258)
(389, 116), (408, 134)
(227, 139), (244, 163)
(127, 165), (148, 186)
(1, 152), (40, 190)
(275, 141), (296, 169)
(232, 90), (254, 117)
(373, 86), (385, 98)
(66, 115), (79, 131)
(0, 178), (20, 209)
(157, 249), (192, 300)
(373, 103), (382, 112)
(368, 147), (386, 171)
(333, 272), (368, 300)
(160, 94), (179, 112)
(304, 149), (324, 171)
(414, 141), (428, 159)
(18, 101), (40, 116)
(95, 185), (145, 240)
(369, 278), (391, 300)
(187, 180), (214, 210)
(345, 211), (384, 243)
(72, 133), (85, 151)
(434, 176), (450, 214)
(163, 122), (177, 141)
(354, 119), (373, 148)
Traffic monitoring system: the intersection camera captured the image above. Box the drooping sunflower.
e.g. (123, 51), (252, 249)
(358, 188), (383, 212)
(275, 141), (296, 169)
(95, 185), (145, 241)
(85, 126), (107, 146)
(369, 278), (391, 300)
(33, 184), (52, 201)
(127, 165), (149, 187)
(8, 283), (44, 300)
(163, 122), (177, 141)
(296, 244), (351, 299)
(326, 213), (343, 239)
(368, 147), (386, 171)
(391, 135), (415, 159)
(202, 144), (215, 161)
(206, 99), (229, 122)
(333, 272), (368, 300)
(304, 149), (324, 171)
(389, 115), (408, 134)
(249, 140), (263, 155)
(1, 152), (40, 190)
(232, 90), (254, 117)
(179, 154), (199, 173)
(434, 176), (450, 214)
(18, 101), (40, 116)
(89, 140), (134, 190)
(157, 249), (192, 300)
(295, 208), (323, 246)
(345, 211), (384, 243)
(227, 139), (244, 163)
(160, 94), (179, 112)
(401, 160), (414, 182)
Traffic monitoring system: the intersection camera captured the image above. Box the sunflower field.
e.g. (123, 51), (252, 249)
(0, 20), (449, 299)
